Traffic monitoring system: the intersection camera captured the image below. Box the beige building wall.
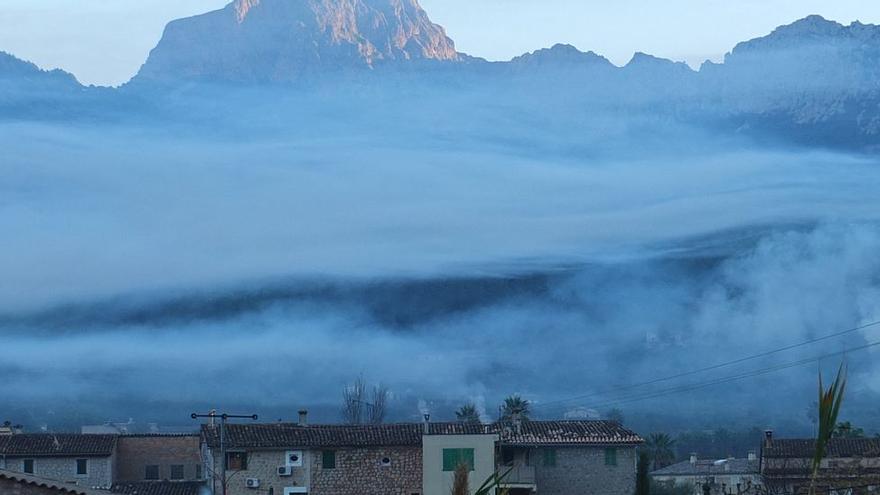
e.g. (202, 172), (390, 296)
(422, 434), (498, 495)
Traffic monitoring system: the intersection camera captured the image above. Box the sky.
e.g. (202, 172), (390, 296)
(0, 0), (878, 86)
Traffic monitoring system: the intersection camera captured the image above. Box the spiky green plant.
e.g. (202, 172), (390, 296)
(810, 363), (847, 495)
(473, 468), (512, 495)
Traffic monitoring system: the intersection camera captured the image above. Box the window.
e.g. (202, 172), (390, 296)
(604, 448), (618, 466)
(170, 464), (185, 480)
(543, 448), (557, 467)
(196, 464), (203, 480)
(226, 452), (248, 471)
(442, 448), (475, 472)
(23, 459), (34, 474)
(322, 450), (336, 470)
(76, 459), (88, 476)
(145, 465), (160, 480)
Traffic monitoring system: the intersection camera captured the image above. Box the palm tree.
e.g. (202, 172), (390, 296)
(645, 433), (677, 470)
(499, 395), (531, 422)
(832, 421), (864, 438)
(451, 463), (469, 495)
(456, 404), (482, 424)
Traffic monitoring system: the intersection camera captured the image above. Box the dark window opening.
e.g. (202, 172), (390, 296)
(226, 451), (248, 471)
(170, 464), (185, 480)
(76, 459), (88, 476)
(604, 448), (618, 466)
(145, 465), (160, 480)
(543, 449), (557, 467)
(322, 450), (336, 470)
(23, 459), (34, 474)
(196, 464), (202, 480)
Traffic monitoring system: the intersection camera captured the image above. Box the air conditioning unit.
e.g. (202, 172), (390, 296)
(278, 466), (293, 477)
(245, 478), (261, 489)
(286, 450), (303, 467)
(284, 488), (308, 495)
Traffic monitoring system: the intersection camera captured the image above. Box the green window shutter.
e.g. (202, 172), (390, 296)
(443, 448), (475, 471)
(442, 449), (457, 471)
(462, 449), (475, 471)
(544, 449), (557, 467)
(605, 448), (617, 466)
(322, 450), (336, 469)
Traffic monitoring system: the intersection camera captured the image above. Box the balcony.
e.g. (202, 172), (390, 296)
(498, 463), (536, 486)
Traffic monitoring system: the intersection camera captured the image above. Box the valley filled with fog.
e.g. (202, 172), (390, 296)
(3, 0), (880, 436)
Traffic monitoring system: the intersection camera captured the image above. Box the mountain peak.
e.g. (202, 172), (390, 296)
(510, 44), (613, 68)
(133, 0), (460, 84)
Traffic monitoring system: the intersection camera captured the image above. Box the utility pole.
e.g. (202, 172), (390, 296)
(192, 411), (258, 495)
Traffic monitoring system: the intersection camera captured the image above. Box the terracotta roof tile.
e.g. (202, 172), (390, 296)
(0, 469), (103, 494)
(0, 434), (117, 457)
(202, 420), (642, 449)
(111, 481), (207, 495)
(763, 439), (880, 459)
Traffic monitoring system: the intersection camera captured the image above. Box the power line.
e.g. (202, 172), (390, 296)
(536, 339), (880, 413)
(536, 319), (880, 410)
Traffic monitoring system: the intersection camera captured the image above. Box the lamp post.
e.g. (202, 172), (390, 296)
(192, 411), (258, 495)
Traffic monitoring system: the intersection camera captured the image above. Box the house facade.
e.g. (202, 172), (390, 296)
(200, 414), (643, 495)
(761, 434), (880, 495)
(651, 453), (762, 495)
(421, 420), (642, 495)
(0, 434), (117, 489)
(201, 415), (424, 495)
(114, 434), (202, 483)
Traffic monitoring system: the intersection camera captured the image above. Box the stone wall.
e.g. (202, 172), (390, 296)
(116, 435), (201, 482)
(209, 446), (422, 495)
(209, 448), (311, 495)
(534, 446), (637, 495)
(2, 456), (114, 489)
(310, 446), (422, 495)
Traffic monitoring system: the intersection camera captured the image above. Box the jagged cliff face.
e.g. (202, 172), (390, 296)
(134, 0), (460, 83)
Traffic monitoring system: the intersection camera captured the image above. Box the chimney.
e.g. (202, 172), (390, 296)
(690, 453), (698, 465)
(763, 430), (773, 448)
(748, 450), (757, 462)
(298, 410), (308, 426)
(423, 414), (431, 435)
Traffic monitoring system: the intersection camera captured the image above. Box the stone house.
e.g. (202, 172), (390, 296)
(760, 433), (880, 495)
(200, 413), (424, 495)
(422, 420), (643, 495)
(0, 434), (117, 489)
(200, 414), (642, 495)
(651, 453), (762, 495)
(0, 469), (106, 495)
(114, 435), (202, 483)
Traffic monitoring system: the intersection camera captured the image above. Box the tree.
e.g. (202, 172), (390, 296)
(832, 421), (864, 438)
(636, 452), (651, 495)
(369, 384), (390, 424)
(342, 375), (367, 424)
(644, 433), (677, 470)
(606, 408), (625, 425)
(499, 395), (531, 422)
(456, 404), (482, 424)
(342, 376), (390, 424)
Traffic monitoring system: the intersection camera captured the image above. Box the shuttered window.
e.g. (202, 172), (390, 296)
(442, 448), (475, 471)
(543, 449), (557, 467)
(604, 448), (618, 466)
(322, 450), (336, 469)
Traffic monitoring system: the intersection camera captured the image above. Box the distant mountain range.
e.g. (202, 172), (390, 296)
(2, 0), (880, 150)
